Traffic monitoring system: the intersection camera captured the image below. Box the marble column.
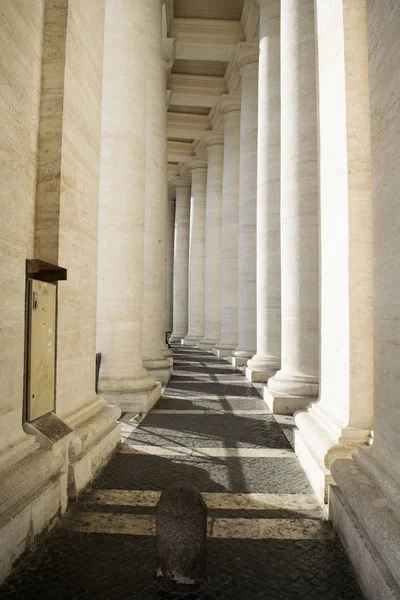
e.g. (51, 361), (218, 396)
(328, 3), (400, 598)
(213, 97), (241, 357)
(229, 45), (259, 368)
(142, 0), (171, 384)
(246, 0), (281, 383)
(165, 198), (175, 333)
(169, 178), (191, 342)
(264, 0), (319, 414)
(34, 0), (121, 491)
(97, 0), (161, 412)
(198, 133), (224, 350)
(182, 159), (207, 346)
(294, 0), (374, 505)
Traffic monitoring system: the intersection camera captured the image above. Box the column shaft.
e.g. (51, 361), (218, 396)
(295, 0), (374, 503)
(165, 199), (175, 333)
(329, 4), (400, 597)
(183, 163), (207, 346)
(170, 180), (190, 342)
(198, 140), (224, 350)
(229, 47), (259, 367)
(214, 102), (241, 357)
(246, 0), (281, 383)
(142, 0), (171, 384)
(97, 0), (160, 411)
(265, 0), (319, 414)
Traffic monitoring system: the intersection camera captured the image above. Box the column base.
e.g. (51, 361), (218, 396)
(101, 383), (161, 413)
(330, 457), (400, 600)
(228, 348), (255, 368)
(245, 355), (280, 383)
(64, 400), (121, 499)
(212, 348), (232, 358)
(213, 342), (236, 358)
(264, 370), (318, 415)
(262, 385), (312, 415)
(143, 358), (172, 385)
(197, 338), (217, 351)
(0, 443), (68, 583)
(169, 332), (187, 343)
(182, 335), (202, 347)
(228, 355), (249, 367)
(163, 347), (174, 367)
(294, 405), (371, 504)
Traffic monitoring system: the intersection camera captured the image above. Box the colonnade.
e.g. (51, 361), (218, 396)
(166, 2), (400, 598)
(1, 0), (399, 596)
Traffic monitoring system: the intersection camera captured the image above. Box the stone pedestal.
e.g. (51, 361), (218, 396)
(213, 97), (241, 358)
(294, 0), (374, 504)
(182, 159), (207, 347)
(170, 179), (191, 343)
(198, 133), (224, 350)
(229, 45), (259, 369)
(264, 0), (319, 414)
(246, 0), (281, 384)
(142, 0), (171, 385)
(327, 3), (400, 599)
(97, 0), (160, 412)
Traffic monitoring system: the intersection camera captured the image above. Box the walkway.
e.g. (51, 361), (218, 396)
(0, 347), (364, 599)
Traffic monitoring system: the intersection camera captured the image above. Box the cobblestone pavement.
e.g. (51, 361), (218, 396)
(0, 346), (365, 599)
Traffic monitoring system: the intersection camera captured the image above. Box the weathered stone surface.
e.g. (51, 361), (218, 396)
(156, 481), (207, 592)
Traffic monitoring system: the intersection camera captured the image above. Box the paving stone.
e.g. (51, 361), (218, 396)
(0, 346), (365, 600)
(0, 532), (365, 600)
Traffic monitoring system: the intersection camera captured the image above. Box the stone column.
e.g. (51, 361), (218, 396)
(246, 0), (281, 383)
(97, 0), (161, 412)
(294, 0), (374, 505)
(229, 44), (259, 367)
(169, 178), (191, 342)
(328, 4), (400, 598)
(182, 159), (207, 346)
(264, 0), (319, 414)
(34, 0), (121, 493)
(165, 198), (175, 333)
(198, 133), (224, 350)
(213, 97), (241, 357)
(142, 0), (171, 384)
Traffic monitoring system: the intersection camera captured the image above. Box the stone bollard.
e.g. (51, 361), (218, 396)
(156, 482), (208, 593)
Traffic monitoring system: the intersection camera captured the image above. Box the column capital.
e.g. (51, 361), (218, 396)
(170, 175), (191, 189)
(162, 37), (175, 71)
(194, 130), (224, 158)
(210, 94), (241, 130)
(235, 42), (259, 71)
(180, 156), (208, 177)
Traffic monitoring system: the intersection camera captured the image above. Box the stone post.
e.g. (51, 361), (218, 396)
(229, 44), (259, 367)
(264, 0), (319, 414)
(169, 178), (191, 343)
(198, 133), (224, 350)
(97, 0), (161, 412)
(246, 0), (281, 383)
(182, 159), (207, 346)
(142, 0), (171, 384)
(213, 97), (241, 357)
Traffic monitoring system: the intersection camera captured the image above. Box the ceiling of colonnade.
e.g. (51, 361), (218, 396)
(165, 0), (259, 191)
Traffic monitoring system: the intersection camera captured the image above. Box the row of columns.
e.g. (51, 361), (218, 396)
(167, 0), (374, 507)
